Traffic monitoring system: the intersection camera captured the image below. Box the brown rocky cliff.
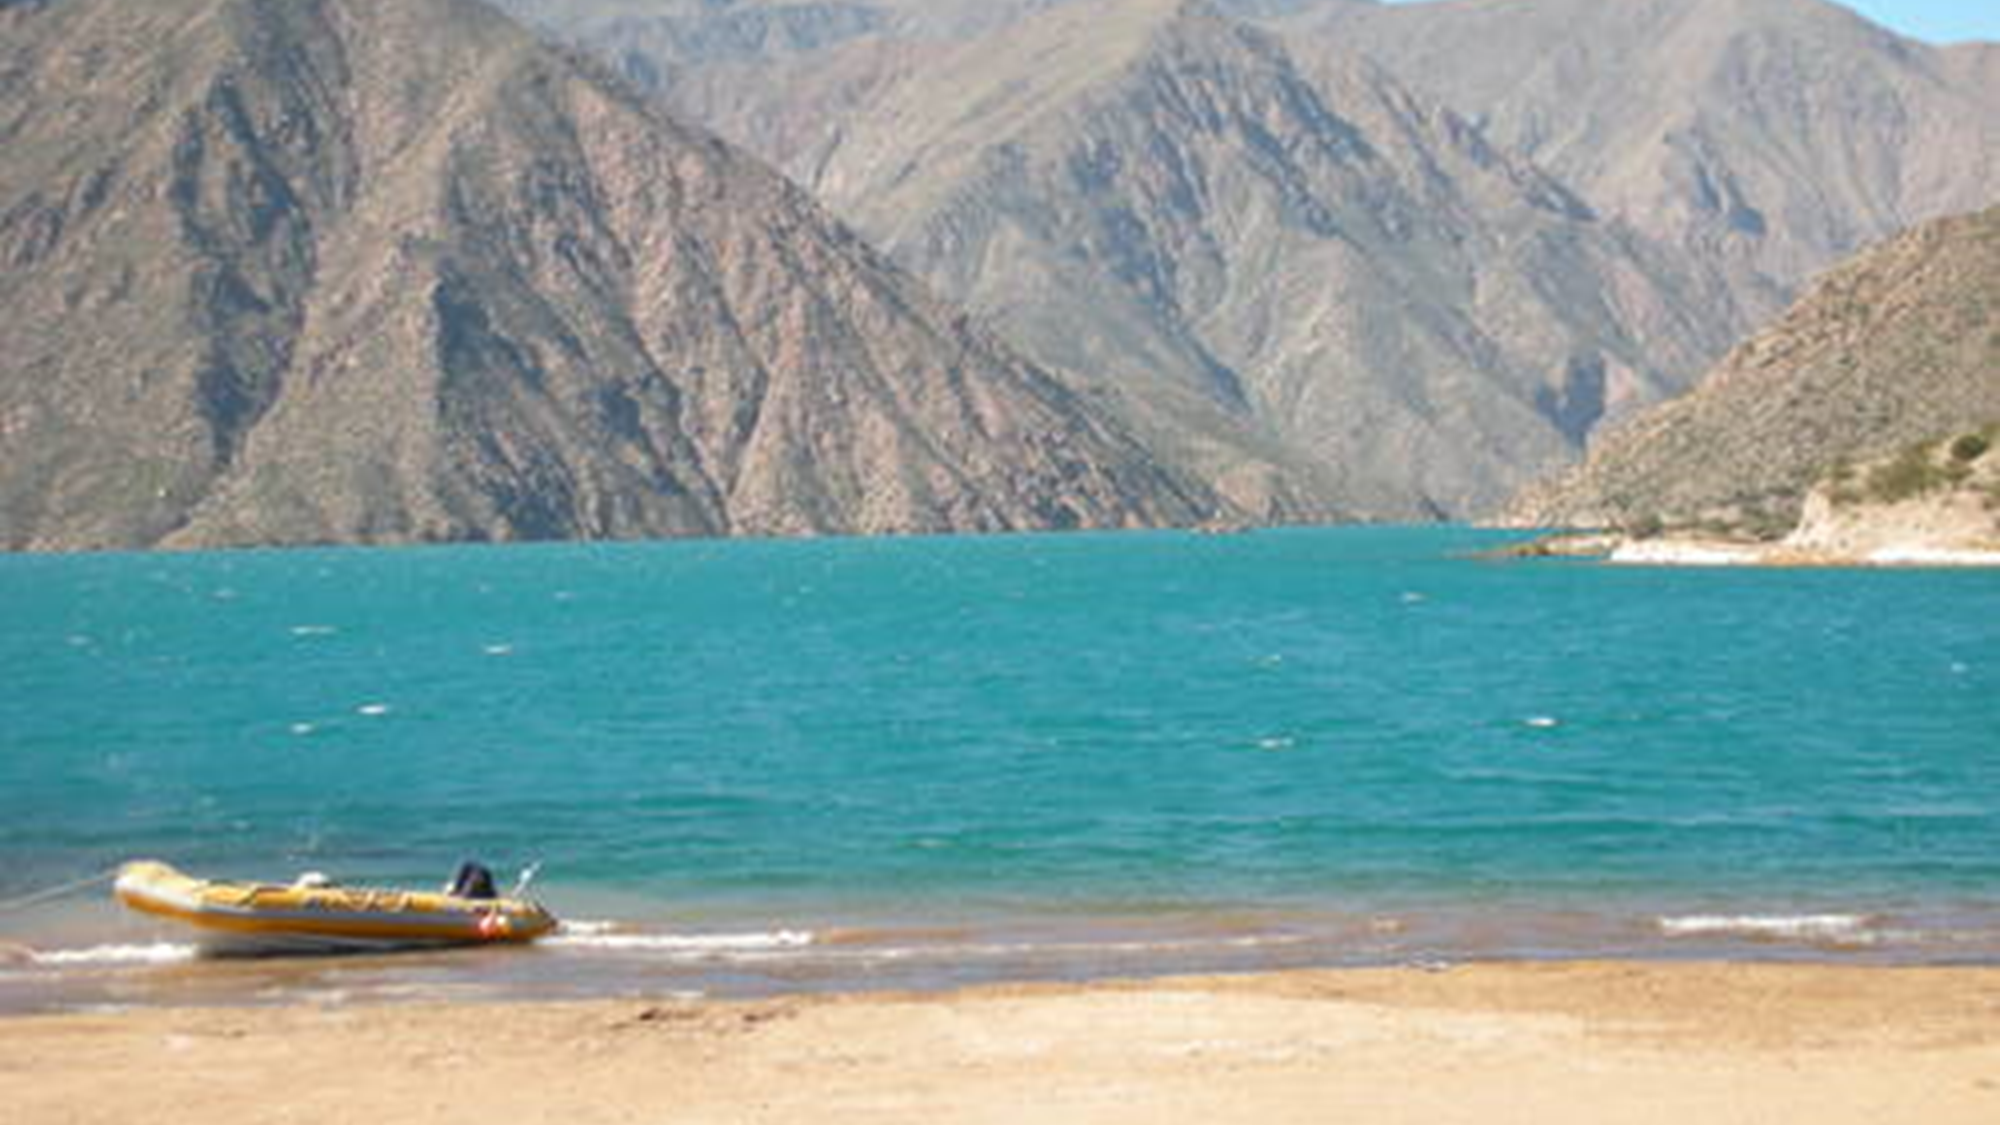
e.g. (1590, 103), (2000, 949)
(496, 0), (1997, 520)
(1506, 206), (2000, 530)
(0, 0), (1228, 550)
(795, 1), (1747, 516)
(1300, 0), (2000, 320)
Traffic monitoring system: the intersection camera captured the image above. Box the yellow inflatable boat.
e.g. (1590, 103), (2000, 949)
(114, 860), (558, 955)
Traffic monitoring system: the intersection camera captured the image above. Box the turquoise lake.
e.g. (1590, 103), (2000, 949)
(3, 527), (1997, 1008)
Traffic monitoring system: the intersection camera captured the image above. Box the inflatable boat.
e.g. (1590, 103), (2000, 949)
(113, 860), (558, 955)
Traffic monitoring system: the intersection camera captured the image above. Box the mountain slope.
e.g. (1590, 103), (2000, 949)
(791, 0), (1747, 516)
(0, 0), (1234, 551)
(1292, 0), (2000, 317)
(1507, 205), (2000, 530)
(486, 1), (1174, 181)
(481, 0), (1996, 518)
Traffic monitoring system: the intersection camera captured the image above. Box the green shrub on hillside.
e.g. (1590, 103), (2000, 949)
(1841, 426), (1999, 506)
(1739, 508), (1796, 542)
(1865, 445), (1956, 503)
(1626, 513), (1665, 540)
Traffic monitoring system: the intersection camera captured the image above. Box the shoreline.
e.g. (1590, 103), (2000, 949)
(1505, 531), (2000, 567)
(7, 961), (1998, 1124)
(14, 898), (2000, 1017)
(1613, 537), (2000, 568)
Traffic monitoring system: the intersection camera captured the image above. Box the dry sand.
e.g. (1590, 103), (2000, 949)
(6, 962), (1998, 1124)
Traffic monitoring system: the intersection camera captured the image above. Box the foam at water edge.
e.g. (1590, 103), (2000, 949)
(823, 933), (1322, 963)
(31, 942), (199, 967)
(548, 926), (817, 953)
(1657, 914), (1877, 943)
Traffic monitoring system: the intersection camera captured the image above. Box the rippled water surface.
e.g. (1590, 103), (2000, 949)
(3, 528), (1996, 1009)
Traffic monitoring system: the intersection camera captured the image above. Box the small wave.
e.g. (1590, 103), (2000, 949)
(356, 703), (391, 717)
(549, 927), (816, 954)
(31, 942), (199, 967)
(827, 933), (1316, 964)
(1658, 914), (1877, 943)
(1523, 716), (1560, 729)
(289, 625), (338, 638)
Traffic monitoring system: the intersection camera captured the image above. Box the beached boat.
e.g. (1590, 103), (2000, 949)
(113, 860), (558, 955)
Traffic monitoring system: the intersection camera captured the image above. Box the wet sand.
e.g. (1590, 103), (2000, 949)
(6, 961), (1999, 1124)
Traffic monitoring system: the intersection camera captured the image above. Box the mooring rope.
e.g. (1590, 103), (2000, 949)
(511, 860), (544, 899)
(0, 869), (118, 915)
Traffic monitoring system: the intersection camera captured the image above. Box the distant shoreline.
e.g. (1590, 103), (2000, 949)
(1506, 531), (2000, 568)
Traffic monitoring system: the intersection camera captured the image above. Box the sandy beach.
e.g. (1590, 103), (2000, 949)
(6, 962), (1997, 1124)
(1606, 537), (2000, 568)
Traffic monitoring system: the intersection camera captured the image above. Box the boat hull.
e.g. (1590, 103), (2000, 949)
(114, 861), (557, 955)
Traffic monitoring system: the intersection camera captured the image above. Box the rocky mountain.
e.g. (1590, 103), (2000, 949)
(0, 0), (1248, 551)
(491, 0), (1997, 518)
(484, 1), (1154, 173)
(492, 0), (1182, 54)
(491, 0), (1368, 76)
(1507, 205), (2000, 531)
(1286, 0), (2000, 319)
(507, 0), (2000, 322)
(492, 0), (893, 79)
(672, 0), (1749, 515)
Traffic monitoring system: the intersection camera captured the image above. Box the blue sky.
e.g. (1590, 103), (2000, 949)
(1835, 1), (2000, 43)
(1380, 1), (2000, 45)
